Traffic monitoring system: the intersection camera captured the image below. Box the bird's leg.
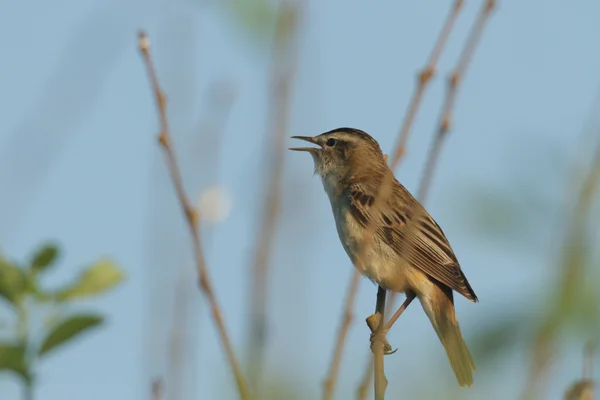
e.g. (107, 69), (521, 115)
(384, 291), (416, 332)
(366, 291), (416, 355)
(366, 286), (394, 355)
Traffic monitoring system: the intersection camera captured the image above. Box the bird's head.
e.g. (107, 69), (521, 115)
(290, 128), (387, 181)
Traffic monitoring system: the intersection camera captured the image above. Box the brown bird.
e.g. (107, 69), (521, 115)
(290, 127), (477, 387)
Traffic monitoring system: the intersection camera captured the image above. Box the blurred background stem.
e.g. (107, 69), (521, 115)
(246, 1), (302, 393)
(522, 132), (600, 400)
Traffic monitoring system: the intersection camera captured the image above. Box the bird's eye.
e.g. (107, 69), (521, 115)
(326, 138), (336, 147)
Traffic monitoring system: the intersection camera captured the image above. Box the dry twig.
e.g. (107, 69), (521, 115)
(418, 0), (496, 202)
(138, 31), (252, 400)
(357, 1), (496, 397)
(247, 2), (302, 392)
(374, 0), (467, 372)
(390, 0), (496, 335)
(348, 1), (469, 391)
(323, 3), (470, 384)
(372, 287), (389, 400)
(389, 0), (465, 168)
(358, 172), (397, 400)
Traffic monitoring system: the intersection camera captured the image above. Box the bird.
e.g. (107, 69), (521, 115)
(290, 127), (478, 387)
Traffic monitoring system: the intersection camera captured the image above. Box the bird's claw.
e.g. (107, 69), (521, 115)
(385, 347), (398, 355)
(369, 331), (395, 355)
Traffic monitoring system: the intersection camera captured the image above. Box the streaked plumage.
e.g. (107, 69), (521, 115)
(290, 127), (478, 387)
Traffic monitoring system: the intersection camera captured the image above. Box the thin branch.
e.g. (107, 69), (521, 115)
(418, 0), (496, 201)
(392, 0), (497, 322)
(357, 1), (496, 396)
(359, 193), (427, 399)
(372, 287), (389, 400)
(247, 2), (302, 392)
(354, 123), (438, 399)
(380, 0), (468, 377)
(356, 171), (398, 400)
(339, 9), (466, 386)
(401, 0), (496, 321)
(390, 0), (465, 169)
(138, 31), (252, 400)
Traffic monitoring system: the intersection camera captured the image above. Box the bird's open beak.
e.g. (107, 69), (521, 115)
(289, 136), (321, 153)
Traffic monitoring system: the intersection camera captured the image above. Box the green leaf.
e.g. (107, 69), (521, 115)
(39, 314), (103, 357)
(31, 243), (59, 272)
(0, 342), (30, 382)
(55, 259), (124, 301)
(0, 257), (25, 306)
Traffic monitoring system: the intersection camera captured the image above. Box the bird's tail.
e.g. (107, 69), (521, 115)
(421, 287), (476, 387)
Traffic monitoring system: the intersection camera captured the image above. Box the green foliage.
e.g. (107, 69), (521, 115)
(55, 259), (123, 301)
(0, 342), (29, 382)
(0, 257), (26, 305)
(39, 314), (103, 357)
(0, 242), (124, 394)
(30, 243), (59, 273)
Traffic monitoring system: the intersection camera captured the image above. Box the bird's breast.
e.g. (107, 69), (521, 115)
(331, 204), (414, 293)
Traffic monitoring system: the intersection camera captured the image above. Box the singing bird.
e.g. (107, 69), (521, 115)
(290, 127), (477, 387)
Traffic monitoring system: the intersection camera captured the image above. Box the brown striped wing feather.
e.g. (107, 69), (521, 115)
(347, 180), (478, 302)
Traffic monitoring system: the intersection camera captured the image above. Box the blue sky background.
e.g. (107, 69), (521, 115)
(1, 0), (600, 399)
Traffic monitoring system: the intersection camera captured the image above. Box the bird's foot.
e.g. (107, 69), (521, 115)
(369, 332), (396, 355)
(366, 313), (396, 355)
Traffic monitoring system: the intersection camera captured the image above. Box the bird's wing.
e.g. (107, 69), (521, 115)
(347, 180), (478, 302)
